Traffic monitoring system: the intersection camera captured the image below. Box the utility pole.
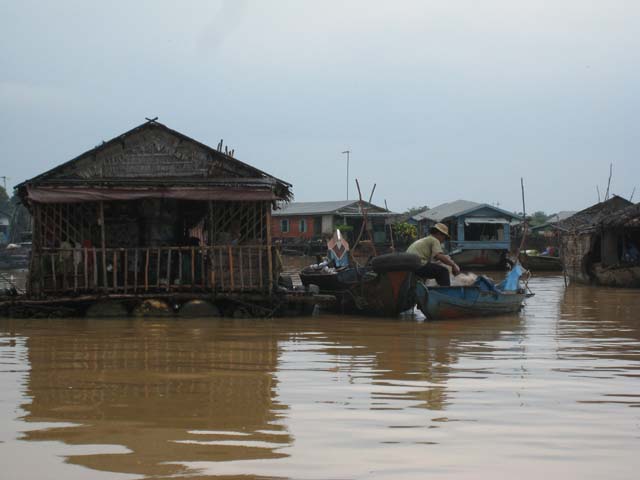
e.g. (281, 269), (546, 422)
(0, 176), (7, 192)
(341, 150), (350, 200)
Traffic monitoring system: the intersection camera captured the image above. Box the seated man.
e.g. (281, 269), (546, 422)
(406, 223), (460, 286)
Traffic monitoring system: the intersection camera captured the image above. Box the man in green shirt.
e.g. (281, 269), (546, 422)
(406, 223), (460, 286)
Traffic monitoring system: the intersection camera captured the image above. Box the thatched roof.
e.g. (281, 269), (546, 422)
(600, 202), (640, 229)
(558, 195), (633, 233)
(17, 119), (292, 204)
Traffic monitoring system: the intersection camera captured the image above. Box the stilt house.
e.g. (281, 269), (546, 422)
(16, 119), (292, 298)
(559, 195), (637, 286)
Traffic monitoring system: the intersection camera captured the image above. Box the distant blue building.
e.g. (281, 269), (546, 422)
(411, 200), (522, 268)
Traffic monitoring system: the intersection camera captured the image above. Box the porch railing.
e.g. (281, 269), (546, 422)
(33, 245), (272, 295)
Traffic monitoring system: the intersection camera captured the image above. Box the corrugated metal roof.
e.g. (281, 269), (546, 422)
(273, 200), (391, 216)
(412, 199), (521, 222)
(546, 211), (577, 222)
(412, 200), (479, 222)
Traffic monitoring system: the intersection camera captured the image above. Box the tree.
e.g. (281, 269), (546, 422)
(0, 186), (11, 215)
(529, 211), (549, 227)
(404, 205), (429, 217)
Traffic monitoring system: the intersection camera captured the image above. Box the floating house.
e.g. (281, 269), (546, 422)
(560, 196), (639, 287)
(272, 200), (396, 245)
(411, 200), (521, 268)
(14, 119), (294, 314)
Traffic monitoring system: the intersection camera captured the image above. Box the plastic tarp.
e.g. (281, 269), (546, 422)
(496, 263), (524, 292)
(26, 186), (276, 203)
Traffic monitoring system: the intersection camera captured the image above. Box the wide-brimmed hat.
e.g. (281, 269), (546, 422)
(432, 223), (449, 237)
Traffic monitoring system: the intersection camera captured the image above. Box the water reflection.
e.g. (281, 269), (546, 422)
(1, 275), (639, 479)
(18, 319), (290, 478)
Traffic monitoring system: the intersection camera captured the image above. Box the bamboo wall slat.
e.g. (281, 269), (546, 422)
(35, 245), (271, 295)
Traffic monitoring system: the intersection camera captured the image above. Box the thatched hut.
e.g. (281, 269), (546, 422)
(559, 195), (639, 286)
(15, 119), (292, 304)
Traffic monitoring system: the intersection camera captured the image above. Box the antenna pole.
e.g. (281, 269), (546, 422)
(342, 150), (351, 200)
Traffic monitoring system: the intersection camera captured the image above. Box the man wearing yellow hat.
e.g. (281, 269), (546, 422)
(406, 223), (460, 286)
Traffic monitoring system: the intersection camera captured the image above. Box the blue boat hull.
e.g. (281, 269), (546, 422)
(415, 282), (526, 319)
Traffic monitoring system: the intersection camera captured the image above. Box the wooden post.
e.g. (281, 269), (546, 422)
(73, 248), (78, 292)
(112, 250), (117, 291)
(210, 248), (216, 292)
(156, 248), (161, 288)
(248, 247), (253, 290)
(191, 247), (195, 287)
(124, 249), (128, 293)
(134, 249), (139, 292)
(83, 248), (88, 290)
(266, 207), (273, 293)
(258, 247), (263, 290)
(51, 254), (57, 292)
(92, 248), (98, 288)
(208, 200), (214, 246)
(228, 245), (235, 291)
(99, 201), (107, 291)
(239, 247), (244, 290)
(219, 248), (225, 290)
(145, 248), (150, 291)
(166, 249), (172, 291)
(202, 247), (207, 289)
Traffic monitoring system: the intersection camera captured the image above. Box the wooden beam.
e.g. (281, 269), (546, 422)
(99, 201), (107, 291)
(266, 206), (273, 293)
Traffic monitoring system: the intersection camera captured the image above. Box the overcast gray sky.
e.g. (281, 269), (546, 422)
(1, 0), (638, 214)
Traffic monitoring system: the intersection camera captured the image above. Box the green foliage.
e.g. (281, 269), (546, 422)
(392, 222), (417, 243)
(335, 224), (354, 232)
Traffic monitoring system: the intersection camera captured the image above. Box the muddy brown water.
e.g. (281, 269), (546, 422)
(1, 274), (639, 479)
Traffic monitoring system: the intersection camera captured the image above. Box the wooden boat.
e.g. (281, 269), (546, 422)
(450, 248), (506, 269)
(519, 253), (562, 271)
(299, 253), (420, 316)
(415, 266), (532, 320)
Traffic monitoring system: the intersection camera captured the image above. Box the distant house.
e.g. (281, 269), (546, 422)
(272, 200), (396, 244)
(530, 211), (577, 238)
(558, 195), (637, 286)
(411, 200), (521, 268)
